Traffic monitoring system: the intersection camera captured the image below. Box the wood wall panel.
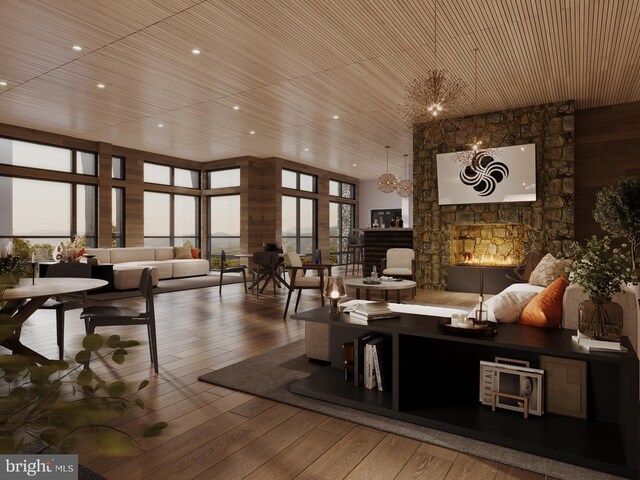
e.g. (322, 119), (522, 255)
(574, 101), (640, 241)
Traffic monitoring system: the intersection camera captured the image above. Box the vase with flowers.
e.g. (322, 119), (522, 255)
(568, 236), (631, 340)
(0, 241), (30, 288)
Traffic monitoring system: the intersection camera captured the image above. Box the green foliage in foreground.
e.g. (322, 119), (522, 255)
(0, 331), (167, 455)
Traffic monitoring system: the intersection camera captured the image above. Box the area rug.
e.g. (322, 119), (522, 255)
(87, 272), (245, 301)
(198, 340), (622, 480)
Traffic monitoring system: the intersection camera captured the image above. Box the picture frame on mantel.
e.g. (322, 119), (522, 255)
(436, 143), (537, 205)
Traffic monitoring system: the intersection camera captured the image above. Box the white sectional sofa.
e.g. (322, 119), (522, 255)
(85, 247), (210, 290)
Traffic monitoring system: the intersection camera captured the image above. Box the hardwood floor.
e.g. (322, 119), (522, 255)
(13, 268), (555, 480)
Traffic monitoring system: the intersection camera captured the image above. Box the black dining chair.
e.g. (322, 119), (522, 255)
(39, 262), (92, 360)
(80, 267), (159, 373)
(345, 233), (363, 275)
(219, 250), (247, 294)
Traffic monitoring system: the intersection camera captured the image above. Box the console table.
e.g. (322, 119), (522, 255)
(291, 307), (639, 479)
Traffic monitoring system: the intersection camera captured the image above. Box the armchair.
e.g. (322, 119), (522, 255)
(381, 248), (415, 280)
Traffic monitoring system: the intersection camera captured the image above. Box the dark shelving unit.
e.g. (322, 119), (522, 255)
(291, 307), (639, 479)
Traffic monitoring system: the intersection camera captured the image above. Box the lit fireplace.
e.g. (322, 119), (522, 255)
(451, 223), (524, 267)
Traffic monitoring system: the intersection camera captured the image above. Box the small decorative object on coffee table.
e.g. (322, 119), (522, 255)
(569, 236), (629, 341)
(474, 269), (487, 324)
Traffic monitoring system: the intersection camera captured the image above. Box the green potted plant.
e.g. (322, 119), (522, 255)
(593, 176), (640, 296)
(568, 236), (631, 340)
(0, 241), (30, 288)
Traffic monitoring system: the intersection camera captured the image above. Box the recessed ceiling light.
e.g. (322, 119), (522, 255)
(352, 163), (357, 167)
(304, 148), (309, 152)
(192, 48), (201, 55)
(249, 130), (255, 135)
(0, 81), (7, 87)
(332, 115), (339, 119)
(157, 123), (164, 128)
(97, 83), (105, 89)
(72, 45), (82, 52)
(233, 105), (240, 110)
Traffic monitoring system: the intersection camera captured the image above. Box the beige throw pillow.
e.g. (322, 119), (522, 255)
(529, 253), (571, 287)
(174, 246), (192, 259)
(492, 291), (538, 323)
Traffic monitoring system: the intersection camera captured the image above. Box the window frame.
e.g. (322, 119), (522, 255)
(282, 194), (317, 255)
(143, 190), (201, 247)
(330, 201), (355, 264)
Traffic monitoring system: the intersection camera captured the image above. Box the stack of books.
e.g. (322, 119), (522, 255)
(572, 331), (627, 352)
(354, 332), (391, 391)
(349, 302), (399, 322)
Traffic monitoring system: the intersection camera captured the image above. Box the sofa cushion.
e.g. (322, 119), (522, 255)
(519, 277), (568, 328)
(191, 248), (201, 259)
(111, 247), (155, 264)
(84, 248), (111, 264)
(490, 291), (538, 323)
(113, 265), (160, 290)
(529, 253), (571, 287)
(170, 259), (210, 278)
(154, 247), (174, 261)
(126, 260), (173, 280)
(174, 246), (192, 259)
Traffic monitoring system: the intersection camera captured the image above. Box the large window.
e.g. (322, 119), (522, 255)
(144, 162), (200, 189)
(330, 202), (355, 264)
(208, 168), (240, 188)
(143, 192), (199, 247)
(330, 179), (355, 199)
(209, 195), (240, 267)
(0, 137), (97, 176)
(0, 176), (97, 248)
(282, 195), (316, 255)
(112, 156), (124, 180)
(112, 187), (124, 247)
(282, 169), (316, 193)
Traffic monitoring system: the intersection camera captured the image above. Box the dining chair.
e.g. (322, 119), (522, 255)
(80, 267), (158, 373)
(219, 250), (248, 294)
(39, 262), (92, 360)
(283, 252), (325, 319)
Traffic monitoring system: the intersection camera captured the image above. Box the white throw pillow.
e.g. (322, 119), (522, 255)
(491, 291), (538, 323)
(529, 253), (571, 287)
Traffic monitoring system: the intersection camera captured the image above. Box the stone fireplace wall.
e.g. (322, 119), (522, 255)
(414, 100), (575, 289)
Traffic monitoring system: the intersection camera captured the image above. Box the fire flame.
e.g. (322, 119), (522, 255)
(461, 254), (516, 267)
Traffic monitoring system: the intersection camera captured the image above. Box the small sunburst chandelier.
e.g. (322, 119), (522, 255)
(377, 146), (397, 193)
(397, 154), (413, 198)
(402, 0), (467, 145)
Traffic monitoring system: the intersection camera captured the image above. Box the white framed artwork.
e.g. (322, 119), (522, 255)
(436, 143), (536, 205)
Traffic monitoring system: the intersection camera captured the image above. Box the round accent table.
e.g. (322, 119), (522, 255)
(344, 278), (417, 303)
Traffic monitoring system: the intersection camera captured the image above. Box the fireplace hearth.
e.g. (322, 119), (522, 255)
(450, 223), (524, 267)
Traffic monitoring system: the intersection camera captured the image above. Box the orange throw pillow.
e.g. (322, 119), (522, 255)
(518, 276), (568, 328)
(191, 248), (201, 259)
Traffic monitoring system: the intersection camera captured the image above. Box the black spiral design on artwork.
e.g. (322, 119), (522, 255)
(459, 153), (509, 196)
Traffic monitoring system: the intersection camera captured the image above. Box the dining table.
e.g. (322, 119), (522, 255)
(1, 277), (108, 364)
(238, 251), (289, 295)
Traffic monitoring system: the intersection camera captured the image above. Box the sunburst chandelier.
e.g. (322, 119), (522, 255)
(377, 146), (397, 193)
(397, 154), (413, 198)
(402, 0), (467, 144)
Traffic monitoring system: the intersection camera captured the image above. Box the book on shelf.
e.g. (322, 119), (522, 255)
(354, 332), (382, 386)
(572, 331), (627, 352)
(364, 343), (378, 389)
(349, 302), (399, 322)
(369, 336), (391, 392)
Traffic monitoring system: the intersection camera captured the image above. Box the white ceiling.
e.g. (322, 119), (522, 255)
(1, 0), (639, 180)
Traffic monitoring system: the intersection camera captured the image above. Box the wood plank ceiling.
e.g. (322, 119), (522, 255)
(1, 0), (639, 180)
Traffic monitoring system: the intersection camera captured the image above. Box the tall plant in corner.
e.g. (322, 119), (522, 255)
(593, 176), (640, 287)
